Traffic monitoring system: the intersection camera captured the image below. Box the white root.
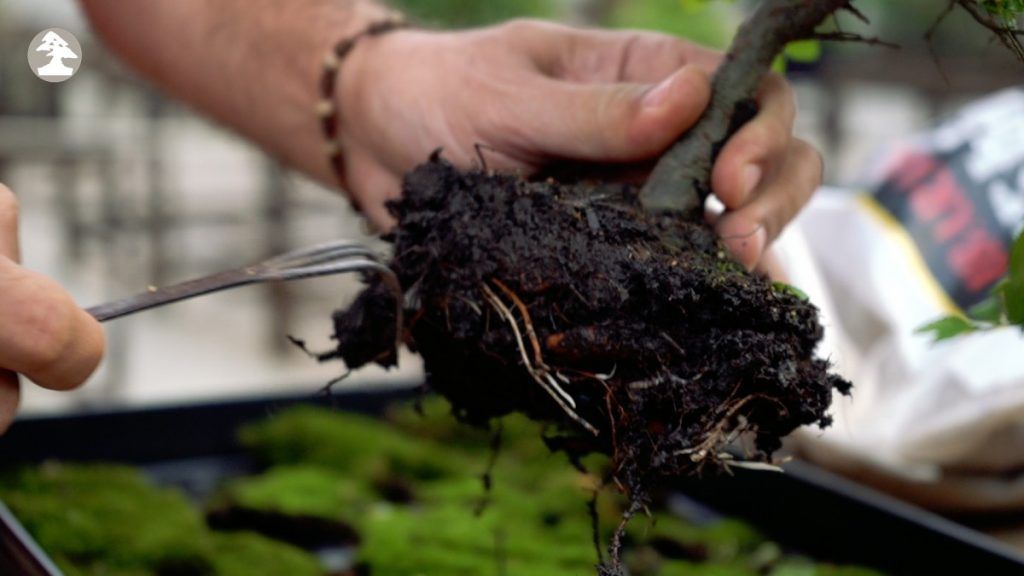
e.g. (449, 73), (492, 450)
(720, 454), (784, 473)
(481, 284), (598, 436)
(542, 371), (577, 409)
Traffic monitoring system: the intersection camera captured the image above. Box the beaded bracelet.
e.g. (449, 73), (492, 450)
(317, 18), (411, 210)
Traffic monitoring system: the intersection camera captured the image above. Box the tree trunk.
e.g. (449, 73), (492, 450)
(640, 0), (851, 216)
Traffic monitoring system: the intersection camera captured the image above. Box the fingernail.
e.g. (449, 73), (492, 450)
(720, 222), (767, 271)
(642, 76), (674, 109)
(742, 165), (762, 198)
(745, 224), (770, 268)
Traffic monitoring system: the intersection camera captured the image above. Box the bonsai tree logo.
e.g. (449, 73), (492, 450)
(27, 28), (83, 83)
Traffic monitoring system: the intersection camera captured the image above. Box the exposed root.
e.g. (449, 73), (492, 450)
(490, 278), (545, 369)
(587, 490), (604, 566)
(481, 283), (598, 435)
(317, 370), (352, 396)
(600, 498), (646, 574)
(475, 420), (504, 516)
(719, 452), (786, 474)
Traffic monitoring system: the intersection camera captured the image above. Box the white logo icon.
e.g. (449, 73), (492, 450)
(27, 28), (83, 83)
(36, 31), (77, 76)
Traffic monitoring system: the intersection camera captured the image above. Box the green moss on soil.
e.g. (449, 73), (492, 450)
(239, 405), (884, 576)
(0, 463), (213, 576)
(207, 531), (323, 576)
(357, 502), (596, 575)
(2, 403), (884, 576)
(239, 406), (463, 482)
(0, 463), (325, 576)
(212, 465), (373, 521)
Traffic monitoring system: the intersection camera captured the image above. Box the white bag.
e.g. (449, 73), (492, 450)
(779, 88), (1024, 513)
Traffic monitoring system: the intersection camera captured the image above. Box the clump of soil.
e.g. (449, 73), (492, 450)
(328, 152), (850, 504)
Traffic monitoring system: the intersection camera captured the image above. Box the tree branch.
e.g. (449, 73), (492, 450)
(811, 31), (899, 49)
(955, 0), (1024, 62)
(640, 0), (851, 216)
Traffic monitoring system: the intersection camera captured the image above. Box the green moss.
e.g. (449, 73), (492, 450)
(768, 561), (886, 576)
(0, 463), (327, 576)
(1, 407), (889, 576)
(58, 565), (152, 576)
(357, 502), (597, 575)
(245, 407), (885, 576)
(629, 513), (765, 563)
(208, 531), (323, 576)
(353, 451), (604, 571)
(239, 406), (464, 482)
(659, 560), (759, 576)
(212, 465), (372, 522)
(771, 281), (810, 302)
(385, 397), (555, 464)
(385, 397), (489, 449)
(0, 463), (213, 576)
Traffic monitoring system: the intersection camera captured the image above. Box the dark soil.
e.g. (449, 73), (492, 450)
(207, 506), (359, 549)
(324, 152), (850, 566)
(330, 151), (847, 484)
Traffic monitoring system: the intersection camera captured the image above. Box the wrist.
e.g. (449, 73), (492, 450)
(319, 17), (414, 195)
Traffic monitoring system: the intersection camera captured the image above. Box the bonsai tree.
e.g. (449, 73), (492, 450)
(318, 1), (1023, 571)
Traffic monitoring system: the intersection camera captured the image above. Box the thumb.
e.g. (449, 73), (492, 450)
(521, 65), (710, 163)
(0, 256), (105, 391)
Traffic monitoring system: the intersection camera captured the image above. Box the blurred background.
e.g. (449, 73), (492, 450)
(0, 0), (1019, 416)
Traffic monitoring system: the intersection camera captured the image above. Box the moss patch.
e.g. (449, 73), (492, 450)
(0, 463), (324, 576)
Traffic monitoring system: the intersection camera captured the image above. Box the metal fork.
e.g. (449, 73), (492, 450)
(86, 240), (404, 345)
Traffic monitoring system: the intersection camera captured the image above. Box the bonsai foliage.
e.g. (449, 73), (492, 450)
(975, 0), (1024, 57)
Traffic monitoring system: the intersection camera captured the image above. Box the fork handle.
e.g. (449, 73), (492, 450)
(86, 268), (259, 322)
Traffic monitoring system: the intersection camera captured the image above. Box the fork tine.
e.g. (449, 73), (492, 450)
(88, 239), (404, 338)
(266, 255), (405, 354)
(261, 239), (379, 269)
(268, 258), (391, 282)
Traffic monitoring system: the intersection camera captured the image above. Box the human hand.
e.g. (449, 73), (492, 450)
(0, 184), (105, 433)
(336, 19), (820, 269)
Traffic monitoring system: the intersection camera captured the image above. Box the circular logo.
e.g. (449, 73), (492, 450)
(27, 28), (83, 83)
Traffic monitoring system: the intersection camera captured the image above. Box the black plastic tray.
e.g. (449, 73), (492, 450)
(2, 388), (1023, 576)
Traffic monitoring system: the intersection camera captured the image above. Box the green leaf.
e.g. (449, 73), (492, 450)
(783, 40), (822, 63)
(981, 0), (1024, 24)
(1009, 228), (1024, 282)
(918, 230), (1024, 342)
(915, 316), (978, 342)
(771, 281), (808, 301)
(967, 296), (1004, 324)
(1003, 278), (1024, 325)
